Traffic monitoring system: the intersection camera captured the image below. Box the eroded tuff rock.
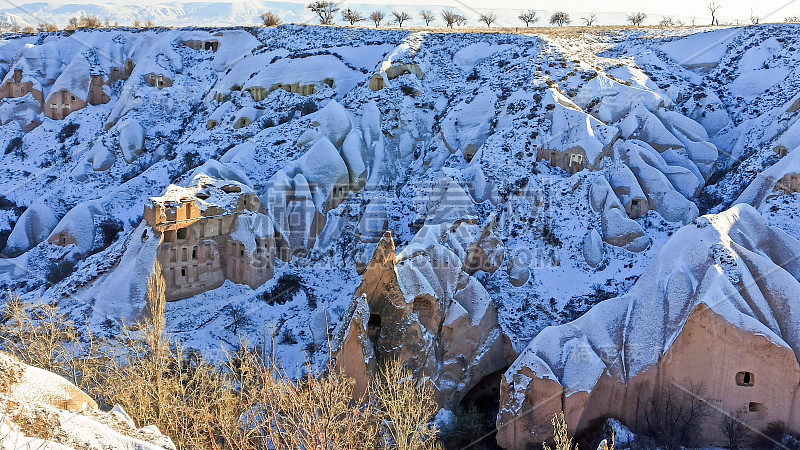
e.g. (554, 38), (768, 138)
(335, 223), (517, 406)
(497, 204), (800, 448)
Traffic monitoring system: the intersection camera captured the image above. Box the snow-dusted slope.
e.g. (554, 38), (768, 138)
(0, 26), (799, 442)
(0, 352), (175, 449)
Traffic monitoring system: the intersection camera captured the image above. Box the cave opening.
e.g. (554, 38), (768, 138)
(449, 367), (510, 450)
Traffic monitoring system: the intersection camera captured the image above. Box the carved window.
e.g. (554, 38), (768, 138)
(413, 296), (435, 330)
(736, 371), (754, 387)
(569, 153), (584, 167)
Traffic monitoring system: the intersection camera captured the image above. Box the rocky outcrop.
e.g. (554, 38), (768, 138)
(497, 204), (800, 448)
(0, 351), (174, 449)
(336, 195), (517, 406)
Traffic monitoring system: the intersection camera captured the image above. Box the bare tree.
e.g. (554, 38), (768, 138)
(582, 12), (598, 26)
(708, 2), (722, 25)
(370, 10), (385, 27)
(639, 383), (712, 447)
(224, 305), (252, 335)
(442, 10), (458, 28)
(750, 8), (759, 24)
(518, 10), (539, 27)
(628, 12), (647, 26)
(341, 8), (364, 25)
(419, 10), (435, 26)
(787, 16), (800, 22)
(479, 12), (497, 27)
(307, 1), (339, 25)
(550, 11), (571, 26)
(261, 11), (281, 26)
(721, 413), (749, 450)
(455, 14), (467, 26)
(392, 10), (411, 27)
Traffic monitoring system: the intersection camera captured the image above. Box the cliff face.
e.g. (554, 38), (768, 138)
(335, 223), (516, 407)
(498, 205), (800, 447)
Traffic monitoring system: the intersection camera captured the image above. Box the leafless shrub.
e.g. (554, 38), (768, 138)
(37, 22), (58, 32)
(659, 16), (679, 26)
(627, 12), (647, 26)
(0, 283), (444, 449)
(639, 383), (712, 448)
(392, 10), (411, 27)
(260, 11), (281, 26)
(442, 10), (459, 28)
(371, 10), (385, 27)
(0, 296), (78, 373)
(721, 412), (749, 449)
(582, 13), (598, 26)
(307, 0), (339, 25)
(542, 412), (579, 450)
(550, 12), (571, 26)
(420, 10), (435, 26)
(518, 9), (539, 27)
(66, 15), (103, 30)
(341, 8), (364, 25)
(81, 15), (103, 28)
(708, 2), (722, 25)
(478, 12), (497, 27)
(750, 9), (759, 24)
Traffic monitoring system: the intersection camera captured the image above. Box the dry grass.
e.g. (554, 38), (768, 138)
(543, 412), (615, 450)
(0, 266), (443, 449)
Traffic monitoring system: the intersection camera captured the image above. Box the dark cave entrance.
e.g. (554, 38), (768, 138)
(367, 314), (381, 346)
(454, 367), (510, 450)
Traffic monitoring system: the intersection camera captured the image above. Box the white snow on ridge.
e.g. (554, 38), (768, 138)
(659, 28), (741, 68)
(0, 24), (798, 383)
(453, 42), (514, 71)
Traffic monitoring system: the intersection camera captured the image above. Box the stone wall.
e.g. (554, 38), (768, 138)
(496, 304), (800, 448)
(145, 192), (275, 301)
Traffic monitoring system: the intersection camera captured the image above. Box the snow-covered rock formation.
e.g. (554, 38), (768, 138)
(0, 351), (174, 449)
(334, 180), (516, 406)
(1, 24), (800, 448)
(497, 204), (800, 448)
